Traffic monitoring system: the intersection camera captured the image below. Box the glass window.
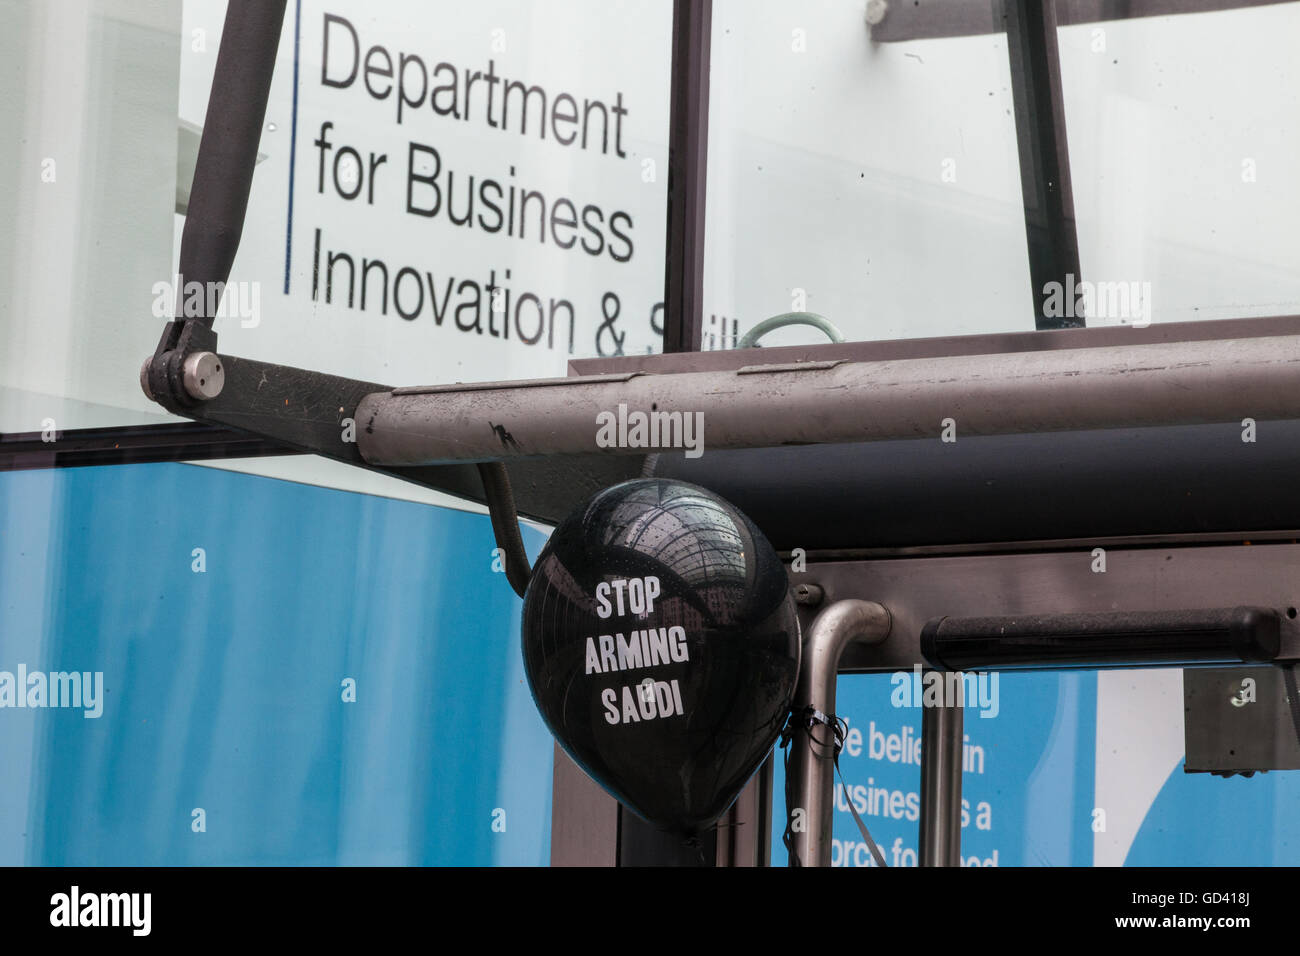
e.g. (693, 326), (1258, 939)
(704, 0), (1032, 349)
(1057, 4), (1300, 326)
(1, 0), (673, 436)
(0, 0), (181, 433)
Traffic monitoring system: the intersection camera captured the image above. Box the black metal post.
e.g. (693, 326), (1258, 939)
(1004, 0), (1084, 330)
(148, 0), (288, 409)
(661, 0), (712, 354)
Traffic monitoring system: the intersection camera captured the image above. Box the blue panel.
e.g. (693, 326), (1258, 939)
(771, 670), (1098, 867)
(1126, 763), (1300, 866)
(0, 464), (553, 866)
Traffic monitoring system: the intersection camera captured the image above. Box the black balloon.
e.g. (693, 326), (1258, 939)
(521, 477), (800, 838)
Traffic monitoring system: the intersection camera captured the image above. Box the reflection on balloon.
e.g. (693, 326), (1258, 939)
(522, 478), (801, 838)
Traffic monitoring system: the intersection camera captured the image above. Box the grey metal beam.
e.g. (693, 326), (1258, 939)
(355, 333), (1300, 466)
(796, 543), (1300, 676)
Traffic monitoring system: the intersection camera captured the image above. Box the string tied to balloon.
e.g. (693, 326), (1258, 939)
(779, 705), (889, 868)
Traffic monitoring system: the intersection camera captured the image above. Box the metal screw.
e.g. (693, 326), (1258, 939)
(139, 356), (155, 402)
(181, 351), (225, 401)
(794, 583), (824, 606)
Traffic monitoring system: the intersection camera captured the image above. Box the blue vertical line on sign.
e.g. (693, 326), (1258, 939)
(283, 0), (303, 295)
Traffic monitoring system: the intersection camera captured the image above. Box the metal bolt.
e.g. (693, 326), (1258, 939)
(139, 356), (155, 402)
(794, 583), (825, 606)
(182, 351), (225, 401)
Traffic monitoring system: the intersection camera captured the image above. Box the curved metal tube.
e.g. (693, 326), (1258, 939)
(736, 312), (846, 349)
(786, 599), (892, 867)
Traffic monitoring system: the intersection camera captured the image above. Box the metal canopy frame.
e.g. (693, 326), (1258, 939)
(867, 0), (1294, 43)
(6, 0), (1299, 868)
(782, 542), (1300, 868)
(8, 0), (1294, 474)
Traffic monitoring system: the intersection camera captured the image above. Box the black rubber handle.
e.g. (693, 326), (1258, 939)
(921, 606), (1281, 671)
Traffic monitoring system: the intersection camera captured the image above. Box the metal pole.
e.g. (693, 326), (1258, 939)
(919, 674), (964, 867)
(146, 0), (288, 410)
(356, 334), (1300, 466)
(175, 0), (288, 314)
(787, 600), (891, 867)
(1005, 0), (1081, 329)
(662, 0), (711, 354)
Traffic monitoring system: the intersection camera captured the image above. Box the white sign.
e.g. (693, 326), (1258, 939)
(187, 0), (672, 390)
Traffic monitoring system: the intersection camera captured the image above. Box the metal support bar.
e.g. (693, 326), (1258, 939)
(176, 0), (286, 315)
(144, 353), (640, 525)
(1005, 0), (1083, 331)
(662, 0), (712, 354)
(867, 0), (1290, 43)
(354, 333), (1300, 465)
(787, 600), (892, 867)
(146, 0), (288, 411)
(918, 684), (964, 867)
